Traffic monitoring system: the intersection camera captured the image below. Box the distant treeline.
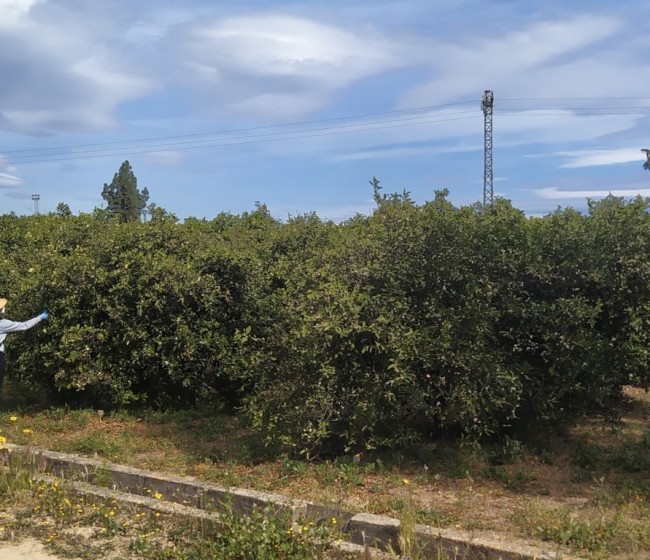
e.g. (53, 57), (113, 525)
(1, 186), (649, 456)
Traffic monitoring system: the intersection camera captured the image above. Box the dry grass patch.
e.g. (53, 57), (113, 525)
(2, 385), (649, 559)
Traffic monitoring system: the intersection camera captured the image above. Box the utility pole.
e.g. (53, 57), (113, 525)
(482, 90), (494, 208)
(31, 194), (40, 215)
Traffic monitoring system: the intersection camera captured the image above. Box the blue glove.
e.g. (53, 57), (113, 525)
(40, 311), (49, 320)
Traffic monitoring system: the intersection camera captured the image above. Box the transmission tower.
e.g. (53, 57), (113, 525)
(482, 90), (494, 208)
(31, 194), (40, 215)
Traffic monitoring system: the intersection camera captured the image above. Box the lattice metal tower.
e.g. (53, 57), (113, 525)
(31, 193), (40, 215)
(482, 90), (494, 208)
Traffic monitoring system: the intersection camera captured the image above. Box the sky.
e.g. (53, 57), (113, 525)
(1, 0), (649, 222)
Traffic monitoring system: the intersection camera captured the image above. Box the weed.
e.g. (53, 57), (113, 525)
(70, 432), (124, 460)
(2, 456), (347, 560)
(93, 464), (115, 488)
(335, 461), (364, 488)
(487, 436), (525, 466)
(609, 433), (650, 473)
(42, 407), (92, 429)
(537, 447), (555, 465)
(573, 440), (605, 471)
(0, 451), (33, 497)
(2, 385), (650, 558)
(393, 492), (418, 559)
(483, 465), (536, 492)
(280, 453), (309, 477)
(198, 416), (229, 438)
(515, 500), (650, 557)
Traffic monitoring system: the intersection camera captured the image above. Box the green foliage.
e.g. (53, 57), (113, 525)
(70, 432), (124, 460)
(520, 503), (650, 556)
(3, 213), (253, 409)
(0, 451), (33, 498)
(1, 187), (649, 458)
(240, 193), (526, 454)
(132, 505), (336, 560)
(101, 160), (150, 223)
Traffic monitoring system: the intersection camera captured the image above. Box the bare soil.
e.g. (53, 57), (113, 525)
(0, 538), (64, 560)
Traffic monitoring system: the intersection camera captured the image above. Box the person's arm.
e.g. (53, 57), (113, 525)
(0, 315), (44, 333)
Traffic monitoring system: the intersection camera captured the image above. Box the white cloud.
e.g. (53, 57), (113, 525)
(3, 109), (116, 132)
(557, 148), (647, 169)
(227, 92), (331, 120)
(0, 155), (24, 188)
(124, 8), (193, 45)
(336, 145), (440, 162)
(0, 2), (157, 134)
(400, 15), (623, 106)
(72, 55), (151, 98)
(142, 150), (187, 165)
(0, 172), (24, 188)
(0, 0), (45, 27)
(0, 3), (649, 220)
(191, 14), (396, 81)
(536, 187), (650, 200)
(499, 111), (644, 147)
(181, 14), (401, 117)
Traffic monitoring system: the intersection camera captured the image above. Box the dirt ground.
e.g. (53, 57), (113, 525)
(0, 538), (64, 560)
(0, 386), (647, 559)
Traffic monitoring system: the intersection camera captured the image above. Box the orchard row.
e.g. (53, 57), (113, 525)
(2, 189), (649, 456)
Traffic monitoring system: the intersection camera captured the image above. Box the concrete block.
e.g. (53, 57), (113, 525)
(414, 525), (576, 560)
(128, 471), (205, 508)
(349, 512), (400, 552)
(303, 502), (354, 530)
(6, 445), (584, 560)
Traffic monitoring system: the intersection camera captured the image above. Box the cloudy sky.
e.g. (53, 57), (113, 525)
(1, 0), (649, 221)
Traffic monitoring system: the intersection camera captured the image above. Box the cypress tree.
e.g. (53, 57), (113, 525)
(101, 160), (149, 222)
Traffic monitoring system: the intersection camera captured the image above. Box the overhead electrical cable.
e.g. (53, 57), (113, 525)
(0, 100), (477, 156)
(6, 111), (483, 164)
(499, 110), (650, 116)
(499, 96), (650, 101)
(3, 95), (650, 165)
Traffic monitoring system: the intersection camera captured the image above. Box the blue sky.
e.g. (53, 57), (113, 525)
(1, 0), (649, 221)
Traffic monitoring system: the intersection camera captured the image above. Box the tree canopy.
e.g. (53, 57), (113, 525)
(2, 187), (650, 456)
(101, 160), (150, 222)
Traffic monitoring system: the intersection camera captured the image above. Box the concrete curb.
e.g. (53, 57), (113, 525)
(3, 444), (582, 559)
(31, 472), (393, 560)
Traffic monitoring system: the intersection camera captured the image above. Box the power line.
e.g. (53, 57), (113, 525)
(7, 109), (481, 162)
(3, 95), (649, 165)
(0, 100), (477, 156)
(499, 96), (650, 101)
(5, 110), (480, 164)
(12, 107), (646, 164)
(499, 110), (650, 116)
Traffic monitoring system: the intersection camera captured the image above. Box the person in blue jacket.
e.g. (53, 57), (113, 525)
(0, 297), (48, 390)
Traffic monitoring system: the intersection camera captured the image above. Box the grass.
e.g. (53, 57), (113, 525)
(1, 466), (350, 559)
(1, 384), (649, 559)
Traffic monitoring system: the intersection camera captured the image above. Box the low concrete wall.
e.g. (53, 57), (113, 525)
(3, 444), (581, 559)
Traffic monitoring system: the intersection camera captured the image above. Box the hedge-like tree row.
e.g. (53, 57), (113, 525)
(1, 189), (649, 456)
